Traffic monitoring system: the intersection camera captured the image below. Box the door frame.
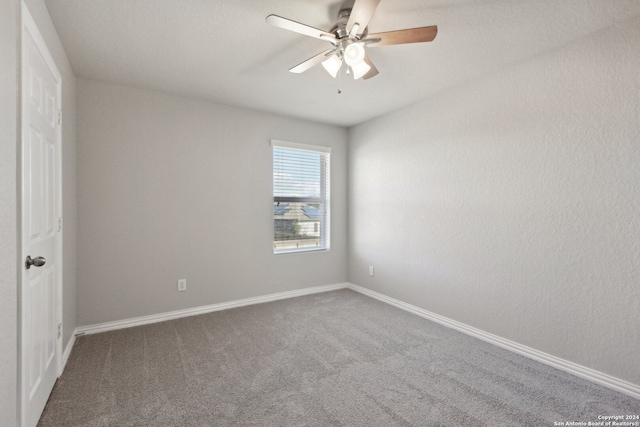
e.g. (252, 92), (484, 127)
(19, 2), (64, 425)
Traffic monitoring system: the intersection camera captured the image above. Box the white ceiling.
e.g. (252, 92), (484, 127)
(44, 0), (640, 127)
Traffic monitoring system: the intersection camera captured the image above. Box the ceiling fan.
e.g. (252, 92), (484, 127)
(266, 0), (437, 80)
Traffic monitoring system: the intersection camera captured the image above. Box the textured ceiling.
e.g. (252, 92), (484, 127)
(44, 0), (640, 127)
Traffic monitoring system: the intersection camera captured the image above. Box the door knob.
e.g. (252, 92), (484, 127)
(25, 255), (46, 269)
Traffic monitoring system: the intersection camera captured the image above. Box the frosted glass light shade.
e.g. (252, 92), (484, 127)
(351, 61), (371, 79)
(344, 43), (365, 66)
(321, 55), (342, 78)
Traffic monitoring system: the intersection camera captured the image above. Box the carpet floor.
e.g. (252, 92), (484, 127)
(39, 289), (640, 426)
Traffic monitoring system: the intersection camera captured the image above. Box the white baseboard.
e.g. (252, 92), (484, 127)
(61, 330), (76, 373)
(76, 282), (349, 336)
(347, 283), (640, 401)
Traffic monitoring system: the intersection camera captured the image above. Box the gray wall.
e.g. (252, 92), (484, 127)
(348, 16), (640, 386)
(23, 0), (78, 358)
(0, 0), (18, 423)
(76, 79), (348, 326)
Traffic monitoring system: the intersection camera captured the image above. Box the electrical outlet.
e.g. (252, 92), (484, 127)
(368, 266), (374, 277)
(177, 279), (187, 292)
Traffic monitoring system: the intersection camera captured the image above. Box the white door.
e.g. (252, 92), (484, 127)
(21, 4), (63, 427)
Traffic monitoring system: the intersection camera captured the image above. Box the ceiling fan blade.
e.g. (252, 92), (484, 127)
(347, 0), (381, 36)
(289, 49), (336, 74)
(362, 54), (379, 80)
(364, 26), (438, 47)
(266, 14), (337, 44)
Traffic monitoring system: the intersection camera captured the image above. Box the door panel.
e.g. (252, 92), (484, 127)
(27, 128), (43, 239)
(45, 140), (56, 236)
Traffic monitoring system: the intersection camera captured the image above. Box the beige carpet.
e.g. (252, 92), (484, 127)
(39, 289), (640, 426)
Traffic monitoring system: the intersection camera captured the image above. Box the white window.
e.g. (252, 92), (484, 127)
(272, 140), (330, 254)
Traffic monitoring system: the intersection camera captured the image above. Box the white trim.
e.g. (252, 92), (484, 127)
(21, 3), (62, 82)
(76, 283), (349, 335)
(61, 331), (76, 373)
(271, 139), (332, 153)
(274, 246), (330, 255)
(346, 283), (640, 400)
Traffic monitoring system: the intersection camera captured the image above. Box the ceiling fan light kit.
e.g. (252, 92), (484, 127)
(266, 0), (437, 81)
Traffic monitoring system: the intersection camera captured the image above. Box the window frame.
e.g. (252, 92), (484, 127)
(271, 139), (331, 254)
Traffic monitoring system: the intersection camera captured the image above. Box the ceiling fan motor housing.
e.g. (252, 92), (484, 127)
(330, 9), (368, 40)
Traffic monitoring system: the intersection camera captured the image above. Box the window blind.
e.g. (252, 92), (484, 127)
(272, 140), (331, 253)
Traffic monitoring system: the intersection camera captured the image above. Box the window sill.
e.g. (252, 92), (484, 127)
(274, 247), (330, 255)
